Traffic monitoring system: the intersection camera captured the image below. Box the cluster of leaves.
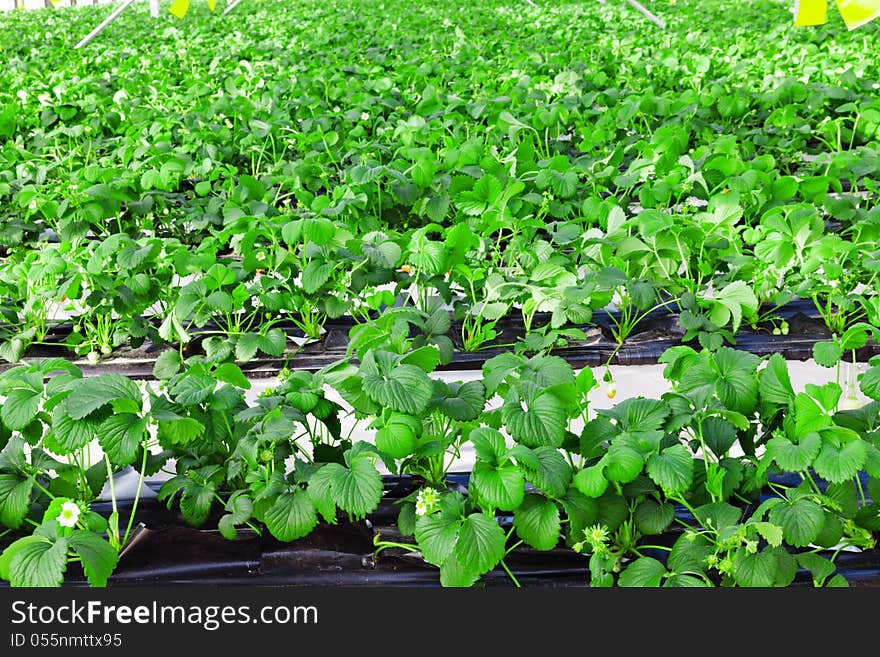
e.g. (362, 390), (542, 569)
(0, 0), (878, 365)
(2, 340), (880, 587)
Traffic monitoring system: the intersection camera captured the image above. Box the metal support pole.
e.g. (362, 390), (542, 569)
(74, 0), (137, 49)
(222, 0), (242, 15)
(625, 0), (665, 28)
(149, 0), (158, 17)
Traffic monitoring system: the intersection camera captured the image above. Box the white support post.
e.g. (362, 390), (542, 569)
(149, 0), (158, 18)
(74, 0), (138, 49)
(625, 0), (665, 28)
(222, 0), (242, 15)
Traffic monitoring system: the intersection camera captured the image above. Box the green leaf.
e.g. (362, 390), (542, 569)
(214, 363), (251, 389)
(693, 502), (742, 533)
(766, 433), (821, 472)
(668, 532), (714, 574)
(431, 380), (485, 421)
(768, 498), (825, 547)
(793, 392), (833, 439)
(439, 552), (480, 587)
(397, 503), (416, 537)
(264, 489), (318, 541)
(813, 439), (866, 484)
(361, 233), (402, 269)
(414, 514), (461, 567)
(48, 401), (104, 454)
(596, 492), (628, 531)
(771, 546), (798, 587)
(513, 494), (561, 550)
(826, 481), (859, 519)
(375, 422), (416, 459)
(711, 280), (757, 333)
(156, 417), (205, 445)
(0, 535), (45, 581)
(66, 374), (141, 419)
(471, 427), (507, 464)
(400, 346), (441, 373)
(619, 557), (667, 587)
(235, 333), (261, 362)
(471, 463), (524, 511)
(732, 547), (777, 587)
(752, 521), (783, 548)
(702, 416), (737, 457)
(1, 388), (41, 431)
(219, 496), (254, 540)
(153, 350), (183, 379)
(813, 340), (843, 368)
(454, 513), (505, 575)
(573, 465), (609, 498)
(258, 330), (286, 357)
(303, 216), (335, 245)
(602, 397), (669, 432)
(813, 512), (844, 548)
(603, 444), (644, 484)
(646, 444), (694, 494)
(424, 195), (449, 224)
(502, 382), (567, 448)
(0, 474), (32, 529)
(523, 446), (572, 498)
(309, 458), (383, 520)
(360, 352), (433, 415)
(759, 354), (795, 405)
(68, 531), (118, 587)
(170, 373), (216, 405)
(302, 260), (334, 294)
(664, 574), (710, 587)
(713, 348), (760, 414)
(180, 481), (215, 526)
(634, 499), (675, 535)
(796, 552), (837, 586)
(8, 536), (68, 587)
(99, 414), (146, 466)
(860, 365), (880, 401)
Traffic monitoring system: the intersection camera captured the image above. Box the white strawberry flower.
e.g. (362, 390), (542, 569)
(58, 501), (81, 528)
(415, 488), (441, 516)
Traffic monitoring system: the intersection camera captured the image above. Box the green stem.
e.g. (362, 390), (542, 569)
(373, 540), (420, 556)
(122, 446), (150, 548)
(103, 454), (120, 547)
(500, 559), (521, 588)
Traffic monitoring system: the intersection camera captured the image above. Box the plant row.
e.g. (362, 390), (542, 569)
(1, 1), (878, 365)
(3, 196), (880, 371)
(2, 324), (880, 587)
(1, 1), (877, 254)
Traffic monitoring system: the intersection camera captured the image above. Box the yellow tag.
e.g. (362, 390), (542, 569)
(169, 0), (191, 18)
(208, 0), (216, 10)
(834, 0), (880, 28)
(794, 0), (828, 25)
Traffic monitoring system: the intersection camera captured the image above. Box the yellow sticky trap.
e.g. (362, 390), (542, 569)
(208, 0), (216, 10)
(170, 0), (191, 18)
(794, 0), (828, 25)
(834, 0), (880, 28)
